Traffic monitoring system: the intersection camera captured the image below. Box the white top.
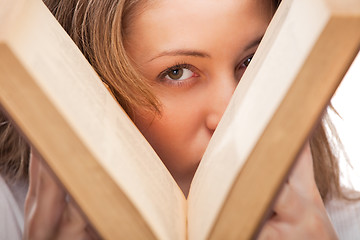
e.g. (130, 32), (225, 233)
(0, 174), (27, 240)
(326, 189), (360, 240)
(0, 174), (359, 239)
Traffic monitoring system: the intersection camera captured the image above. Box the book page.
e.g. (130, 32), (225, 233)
(0, 0), (186, 239)
(188, 0), (360, 239)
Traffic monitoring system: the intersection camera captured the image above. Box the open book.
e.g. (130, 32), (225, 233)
(0, 0), (359, 239)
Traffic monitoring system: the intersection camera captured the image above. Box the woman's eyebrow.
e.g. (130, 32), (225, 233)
(147, 36), (263, 62)
(148, 50), (211, 62)
(244, 36), (263, 52)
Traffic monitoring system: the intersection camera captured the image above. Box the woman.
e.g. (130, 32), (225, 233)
(0, 0), (358, 238)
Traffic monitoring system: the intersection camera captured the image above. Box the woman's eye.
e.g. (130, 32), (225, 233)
(242, 55), (253, 68)
(158, 63), (199, 87)
(235, 55), (254, 81)
(165, 67), (194, 81)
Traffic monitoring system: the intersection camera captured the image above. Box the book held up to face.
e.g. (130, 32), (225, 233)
(0, 0), (359, 239)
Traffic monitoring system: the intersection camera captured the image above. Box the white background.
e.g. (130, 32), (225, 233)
(331, 52), (360, 191)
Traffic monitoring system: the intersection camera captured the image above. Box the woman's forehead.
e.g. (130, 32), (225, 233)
(124, 0), (272, 60)
(126, 0), (273, 33)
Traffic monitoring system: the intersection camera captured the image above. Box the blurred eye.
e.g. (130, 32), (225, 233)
(235, 54), (254, 81)
(165, 67), (194, 81)
(242, 55), (253, 68)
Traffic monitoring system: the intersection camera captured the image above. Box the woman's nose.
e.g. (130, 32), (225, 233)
(205, 74), (237, 132)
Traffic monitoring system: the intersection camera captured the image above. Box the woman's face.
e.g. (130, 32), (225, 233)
(125, 0), (273, 193)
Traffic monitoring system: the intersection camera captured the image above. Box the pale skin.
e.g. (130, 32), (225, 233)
(24, 0), (338, 239)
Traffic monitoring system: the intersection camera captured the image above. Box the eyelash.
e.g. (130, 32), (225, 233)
(156, 54), (254, 86)
(236, 54), (254, 80)
(239, 54), (254, 69)
(158, 62), (198, 87)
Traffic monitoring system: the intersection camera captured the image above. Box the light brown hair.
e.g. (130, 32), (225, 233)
(0, 0), (347, 201)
